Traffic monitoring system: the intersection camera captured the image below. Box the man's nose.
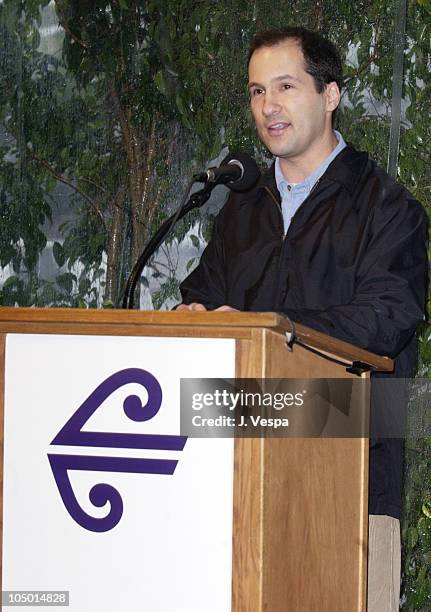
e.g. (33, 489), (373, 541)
(262, 93), (281, 116)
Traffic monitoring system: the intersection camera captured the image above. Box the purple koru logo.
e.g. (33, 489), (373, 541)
(48, 368), (187, 533)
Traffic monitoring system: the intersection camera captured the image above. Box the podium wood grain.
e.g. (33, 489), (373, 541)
(233, 329), (370, 612)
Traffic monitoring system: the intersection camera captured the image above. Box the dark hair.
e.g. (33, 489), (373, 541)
(248, 26), (343, 94)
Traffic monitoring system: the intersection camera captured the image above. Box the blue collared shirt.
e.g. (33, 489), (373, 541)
(275, 130), (347, 234)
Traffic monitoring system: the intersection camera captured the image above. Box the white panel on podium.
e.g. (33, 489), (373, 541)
(3, 334), (235, 612)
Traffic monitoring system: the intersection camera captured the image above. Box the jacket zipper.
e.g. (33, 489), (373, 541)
(264, 185), (284, 238)
(265, 178), (323, 309)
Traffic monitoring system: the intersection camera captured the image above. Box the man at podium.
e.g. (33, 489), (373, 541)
(177, 26), (427, 611)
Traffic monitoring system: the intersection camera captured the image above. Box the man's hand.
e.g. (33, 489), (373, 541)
(214, 305), (239, 312)
(176, 302), (207, 311)
(176, 303), (239, 312)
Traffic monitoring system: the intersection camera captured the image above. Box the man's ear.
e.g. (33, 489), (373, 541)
(325, 82), (341, 112)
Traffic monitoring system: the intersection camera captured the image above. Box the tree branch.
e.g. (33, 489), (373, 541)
(30, 153), (106, 229)
(342, 18), (383, 89)
(53, 1), (90, 49)
(79, 175), (108, 195)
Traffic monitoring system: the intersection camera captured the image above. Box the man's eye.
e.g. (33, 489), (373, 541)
(282, 83), (292, 91)
(250, 88), (263, 97)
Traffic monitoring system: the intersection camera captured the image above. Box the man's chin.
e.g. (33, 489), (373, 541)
(266, 144), (294, 158)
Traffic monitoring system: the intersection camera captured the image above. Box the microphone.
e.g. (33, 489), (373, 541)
(122, 152), (259, 308)
(194, 151), (260, 192)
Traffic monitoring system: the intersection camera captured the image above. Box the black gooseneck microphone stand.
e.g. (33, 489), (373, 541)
(121, 178), (221, 310)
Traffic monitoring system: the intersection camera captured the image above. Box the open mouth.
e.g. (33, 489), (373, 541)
(267, 122), (291, 136)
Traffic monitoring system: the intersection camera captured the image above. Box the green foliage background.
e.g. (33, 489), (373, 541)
(0, 0), (429, 607)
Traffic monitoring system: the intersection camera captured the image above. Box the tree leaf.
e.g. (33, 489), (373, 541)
(57, 273), (75, 294)
(154, 70), (168, 96)
(422, 503), (431, 519)
(186, 257), (196, 272)
(190, 234), (199, 248)
(52, 241), (65, 268)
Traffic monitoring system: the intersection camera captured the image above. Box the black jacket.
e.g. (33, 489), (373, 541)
(180, 144), (428, 518)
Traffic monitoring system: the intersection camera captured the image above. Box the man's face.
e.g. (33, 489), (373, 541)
(248, 39), (339, 164)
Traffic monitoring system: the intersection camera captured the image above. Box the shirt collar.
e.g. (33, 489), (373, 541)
(275, 130), (347, 195)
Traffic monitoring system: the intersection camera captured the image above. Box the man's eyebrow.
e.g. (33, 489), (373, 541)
(248, 74), (302, 89)
(274, 73), (302, 83)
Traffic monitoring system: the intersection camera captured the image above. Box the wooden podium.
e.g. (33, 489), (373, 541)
(0, 308), (393, 612)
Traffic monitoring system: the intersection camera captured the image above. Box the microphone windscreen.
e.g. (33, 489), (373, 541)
(221, 151), (261, 192)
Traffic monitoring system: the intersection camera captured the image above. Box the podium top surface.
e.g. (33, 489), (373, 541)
(0, 307), (393, 371)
